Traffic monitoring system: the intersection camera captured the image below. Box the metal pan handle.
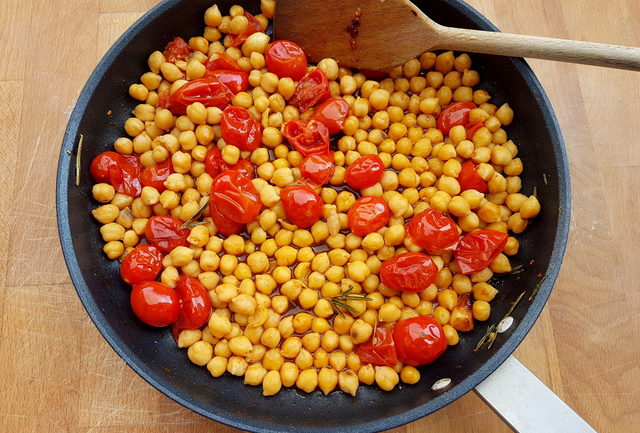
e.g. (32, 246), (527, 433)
(474, 356), (597, 433)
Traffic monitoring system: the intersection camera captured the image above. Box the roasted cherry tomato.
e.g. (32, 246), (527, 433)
(220, 106), (262, 151)
(204, 147), (228, 178)
(174, 275), (212, 330)
(355, 326), (398, 367)
(211, 170), (261, 224)
(345, 155), (385, 190)
(289, 69), (330, 112)
(348, 196), (391, 237)
(280, 183), (324, 229)
(299, 153), (334, 185)
(167, 77), (233, 115)
(163, 36), (191, 63)
(380, 252), (438, 292)
(393, 317), (447, 366)
(145, 216), (190, 253)
(204, 70), (249, 94)
(265, 40), (308, 81)
(120, 244), (164, 286)
(457, 160), (487, 193)
(309, 96), (350, 135)
(140, 159), (173, 192)
(229, 159), (255, 178)
(229, 12), (262, 47)
(465, 121), (483, 140)
(90, 151), (142, 197)
(436, 101), (477, 135)
(283, 119), (329, 156)
(204, 52), (243, 72)
(406, 209), (459, 253)
(130, 281), (180, 327)
(209, 201), (245, 236)
(455, 230), (509, 274)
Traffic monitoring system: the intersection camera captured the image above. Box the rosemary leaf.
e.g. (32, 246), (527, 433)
(543, 173), (548, 185)
(486, 331), (498, 349)
(529, 275), (547, 301)
(474, 324), (496, 351)
(533, 185), (538, 198)
(179, 197), (210, 230)
(75, 134), (84, 186)
(504, 291), (526, 318)
(181, 220), (211, 229)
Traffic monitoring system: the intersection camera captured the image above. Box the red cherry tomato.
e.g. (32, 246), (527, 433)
(345, 155), (385, 190)
(209, 201), (245, 236)
(144, 216), (190, 253)
(309, 96), (350, 135)
(280, 183), (324, 229)
(380, 252), (438, 292)
(289, 69), (330, 112)
(299, 153), (334, 185)
(229, 159), (255, 178)
(211, 170), (261, 224)
(457, 160), (487, 193)
(265, 40), (308, 81)
(120, 244), (164, 285)
(140, 159), (173, 192)
(220, 106), (262, 151)
(167, 77), (233, 115)
(229, 12), (262, 47)
(130, 281), (180, 327)
(465, 121), (483, 140)
(455, 230), (509, 274)
(355, 326), (398, 367)
(406, 209), (459, 253)
(122, 154), (143, 172)
(392, 317), (447, 366)
(204, 52), (243, 72)
(174, 275), (212, 330)
(283, 119), (329, 156)
(204, 70), (249, 94)
(163, 37), (191, 63)
(348, 196), (390, 237)
(204, 147), (228, 178)
(436, 101), (477, 135)
(90, 151), (142, 197)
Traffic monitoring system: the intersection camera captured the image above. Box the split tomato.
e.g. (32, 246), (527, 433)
(347, 196), (390, 237)
(209, 201), (245, 236)
(120, 244), (164, 286)
(130, 281), (180, 327)
(393, 317), (447, 366)
(289, 69), (330, 112)
(299, 153), (334, 185)
(204, 52), (243, 72)
(167, 77), (233, 115)
(457, 160), (487, 193)
(174, 275), (212, 330)
(280, 183), (324, 229)
(211, 170), (261, 224)
(406, 209), (459, 253)
(229, 12), (262, 47)
(140, 159), (173, 192)
(229, 159), (255, 178)
(355, 326), (398, 367)
(309, 96), (350, 134)
(163, 37), (191, 63)
(204, 70), (249, 94)
(90, 151), (142, 197)
(283, 119), (329, 156)
(220, 106), (262, 151)
(380, 252), (438, 292)
(345, 155), (385, 190)
(204, 147), (228, 178)
(144, 216), (189, 253)
(265, 40), (308, 81)
(436, 101), (477, 135)
(455, 230), (509, 274)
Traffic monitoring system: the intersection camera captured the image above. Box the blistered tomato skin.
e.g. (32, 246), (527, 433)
(211, 170), (261, 224)
(221, 106), (262, 151)
(229, 159), (255, 179)
(140, 159), (173, 192)
(120, 244), (164, 285)
(209, 202), (244, 236)
(130, 281), (180, 327)
(283, 119), (330, 156)
(204, 52), (243, 72)
(299, 153), (335, 185)
(355, 326), (398, 367)
(392, 317), (447, 366)
(265, 40), (308, 81)
(229, 12), (262, 47)
(167, 77), (233, 115)
(406, 209), (459, 253)
(457, 160), (487, 193)
(145, 216), (190, 253)
(174, 275), (212, 330)
(90, 152), (142, 197)
(204, 70), (249, 94)
(204, 147), (228, 178)
(348, 196), (391, 237)
(345, 155), (385, 190)
(309, 96), (350, 134)
(163, 37), (191, 62)
(436, 101), (477, 135)
(455, 230), (509, 274)
(90, 151), (123, 183)
(380, 252), (438, 292)
(289, 68), (331, 112)
(280, 184), (324, 229)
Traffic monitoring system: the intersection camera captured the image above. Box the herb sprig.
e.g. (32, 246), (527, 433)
(330, 286), (372, 318)
(179, 197), (210, 230)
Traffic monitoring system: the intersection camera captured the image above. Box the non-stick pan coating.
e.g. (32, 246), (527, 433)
(56, 0), (570, 431)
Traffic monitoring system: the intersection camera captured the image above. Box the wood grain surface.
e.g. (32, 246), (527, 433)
(1, 0), (638, 432)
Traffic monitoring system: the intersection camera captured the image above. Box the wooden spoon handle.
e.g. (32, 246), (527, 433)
(434, 25), (640, 71)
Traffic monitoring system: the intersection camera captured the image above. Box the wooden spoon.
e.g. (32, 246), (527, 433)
(274, 0), (640, 71)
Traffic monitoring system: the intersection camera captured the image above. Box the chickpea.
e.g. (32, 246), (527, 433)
(187, 341), (213, 366)
(296, 369), (318, 393)
(375, 366), (400, 391)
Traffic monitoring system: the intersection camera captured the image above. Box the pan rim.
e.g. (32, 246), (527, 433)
(55, 0), (571, 431)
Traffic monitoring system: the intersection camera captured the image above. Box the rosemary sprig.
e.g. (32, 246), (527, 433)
(504, 291), (526, 318)
(330, 286), (372, 317)
(474, 291), (526, 351)
(506, 264), (525, 275)
(532, 185), (538, 198)
(75, 134), (84, 186)
(181, 220), (211, 229)
(179, 197), (210, 230)
(542, 173), (548, 186)
(474, 324), (496, 351)
(528, 275), (547, 301)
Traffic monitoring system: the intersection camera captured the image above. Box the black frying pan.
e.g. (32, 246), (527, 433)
(56, 0), (571, 431)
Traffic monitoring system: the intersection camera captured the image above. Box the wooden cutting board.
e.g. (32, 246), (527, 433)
(1, 0), (638, 432)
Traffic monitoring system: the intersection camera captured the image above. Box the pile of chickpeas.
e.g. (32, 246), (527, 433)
(91, 0), (541, 397)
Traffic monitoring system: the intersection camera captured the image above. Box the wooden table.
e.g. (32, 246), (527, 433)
(1, 0), (638, 432)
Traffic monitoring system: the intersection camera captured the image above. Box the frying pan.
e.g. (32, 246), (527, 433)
(57, 0), (577, 431)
